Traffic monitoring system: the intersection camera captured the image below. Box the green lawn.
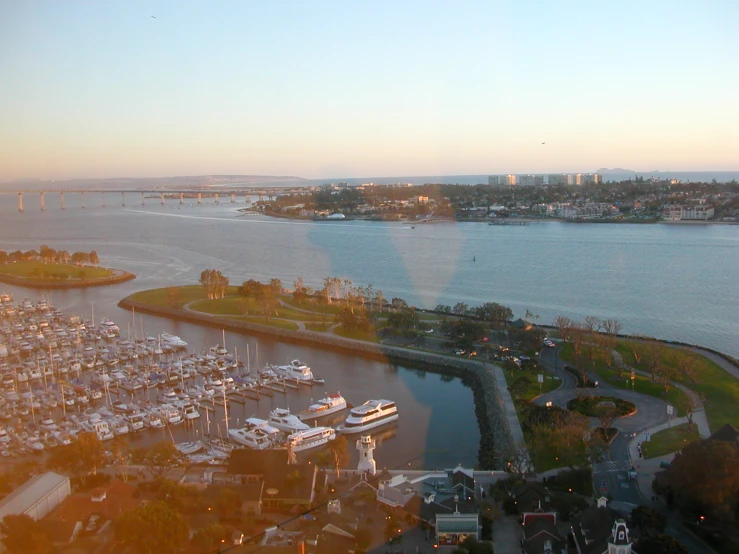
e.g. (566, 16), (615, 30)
(503, 367), (561, 403)
(221, 315), (299, 331)
(642, 423), (700, 459)
(559, 342), (689, 417)
(0, 260), (112, 280)
(615, 341), (739, 432)
(129, 285), (231, 308)
(332, 327), (381, 342)
(305, 322), (332, 332)
(500, 366), (562, 471)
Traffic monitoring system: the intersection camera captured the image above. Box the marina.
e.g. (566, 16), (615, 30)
(0, 293), (403, 463)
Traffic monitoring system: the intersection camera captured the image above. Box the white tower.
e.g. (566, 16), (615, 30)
(356, 435), (376, 475)
(607, 519), (633, 554)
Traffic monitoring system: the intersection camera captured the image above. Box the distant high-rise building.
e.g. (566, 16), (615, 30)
(548, 174), (568, 186)
(575, 173), (602, 185)
(488, 175), (517, 186)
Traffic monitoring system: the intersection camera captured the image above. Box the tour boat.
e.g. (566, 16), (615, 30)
(269, 359), (314, 381)
(268, 408), (310, 433)
(284, 426), (336, 452)
(298, 393), (348, 421)
(336, 399), (398, 434)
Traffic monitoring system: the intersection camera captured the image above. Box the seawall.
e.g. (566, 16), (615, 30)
(117, 295), (513, 469)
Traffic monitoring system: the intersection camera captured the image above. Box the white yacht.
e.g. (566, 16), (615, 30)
(298, 393), (348, 421)
(161, 333), (188, 348)
(91, 419), (114, 441)
(0, 428), (9, 443)
(181, 402), (200, 421)
(268, 408), (309, 433)
(40, 417), (58, 432)
(284, 426), (336, 452)
(100, 319), (120, 335)
(159, 405), (183, 425)
(270, 359), (314, 381)
(336, 399), (398, 434)
(125, 412), (146, 432)
(143, 410), (164, 428)
(228, 426), (280, 449)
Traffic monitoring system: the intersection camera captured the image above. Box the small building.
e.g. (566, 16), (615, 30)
(435, 510), (480, 548)
(570, 497), (635, 554)
(0, 472), (70, 521)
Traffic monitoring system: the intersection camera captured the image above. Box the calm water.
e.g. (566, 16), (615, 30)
(1, 194), (738, 467)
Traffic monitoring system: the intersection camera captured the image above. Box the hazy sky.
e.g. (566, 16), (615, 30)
(1, 1), (737, 181)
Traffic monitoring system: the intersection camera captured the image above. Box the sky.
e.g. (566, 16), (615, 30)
(1, 0), (738, 181)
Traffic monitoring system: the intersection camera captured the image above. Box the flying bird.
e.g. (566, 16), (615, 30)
(151, 15), (156, 18)
(541, 142), (546, 144)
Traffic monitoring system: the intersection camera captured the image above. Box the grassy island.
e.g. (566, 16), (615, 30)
(0, 246), (135, 288)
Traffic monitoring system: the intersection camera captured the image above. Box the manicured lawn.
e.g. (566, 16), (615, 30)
(500, 366), (562, 471)
(221, 315), (299, 331)
(642, 423), (700, 459)
(190, 296), (332, 322)
(332, 327), (381, 343)
(280, 296), (343, 315)
(503, 368), (560, 402)
(616, 340), (739, 432)
(0, 260), (112, 280)
(559, 343), (688, 417)
(129, 285), (226, 308)
(305, 322), (332, 332)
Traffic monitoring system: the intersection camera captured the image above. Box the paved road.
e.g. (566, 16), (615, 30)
(536, 345), (716, 554)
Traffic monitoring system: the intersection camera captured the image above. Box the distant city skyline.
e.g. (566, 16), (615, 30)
(1, 1), (738, 181)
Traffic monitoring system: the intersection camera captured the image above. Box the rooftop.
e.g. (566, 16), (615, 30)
(0, 472), (69, 519)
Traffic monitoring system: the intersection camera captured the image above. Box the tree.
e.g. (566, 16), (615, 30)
(354, 525), (372, 551)
(631, 505), (666, 537)
(216, 487), (241, 518)
(269, 278), (282, 296)
(131, 440), (183, 481)
(670, 439), (739, 520)
(507, 375), (531, 402)
(199, 269), (229, 299)
(674, 352), (700, 383)
(115, 500), (188, 554)
(0, 514), (51, 554)
(626, 341), (646, 365)
(678, 392), (704, 430)
(453, 302), (469, 316)
(89, 250), (99, 267)
(191, 524), (228, 552)
(654, 364), (678, 394)
(71, 251), (88, 266)
(293, 277), (307, 304)
(553, 315), (574, 342)
(595, 404), (619, 435)
(318, 435), (350, 478)
(635, 534), (688, 554)
(46, 431), (106, 486)
(0, 250), (7, 264)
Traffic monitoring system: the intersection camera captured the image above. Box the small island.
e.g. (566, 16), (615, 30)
(0, 246), (135, 288)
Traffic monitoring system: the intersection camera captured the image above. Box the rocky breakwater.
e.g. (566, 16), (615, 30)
(117, 295), (514, 469)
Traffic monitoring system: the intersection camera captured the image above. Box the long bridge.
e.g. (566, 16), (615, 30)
(1, 186), (314, 212)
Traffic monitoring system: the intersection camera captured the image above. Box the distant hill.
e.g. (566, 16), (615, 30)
(0, 175), (308, 191)
(595, 168), (637, 175)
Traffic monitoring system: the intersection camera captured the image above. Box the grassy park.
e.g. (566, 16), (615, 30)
(0, 260), (113, 281)
(641, 423), (700, 459)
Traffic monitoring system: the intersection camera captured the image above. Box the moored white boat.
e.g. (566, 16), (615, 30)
(268, 408), (309, 433)
(298, 392), (347, 421)
(268, 359), (314, 381)
(336, 399), (398, 434)
(284, 426), (336, 452)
